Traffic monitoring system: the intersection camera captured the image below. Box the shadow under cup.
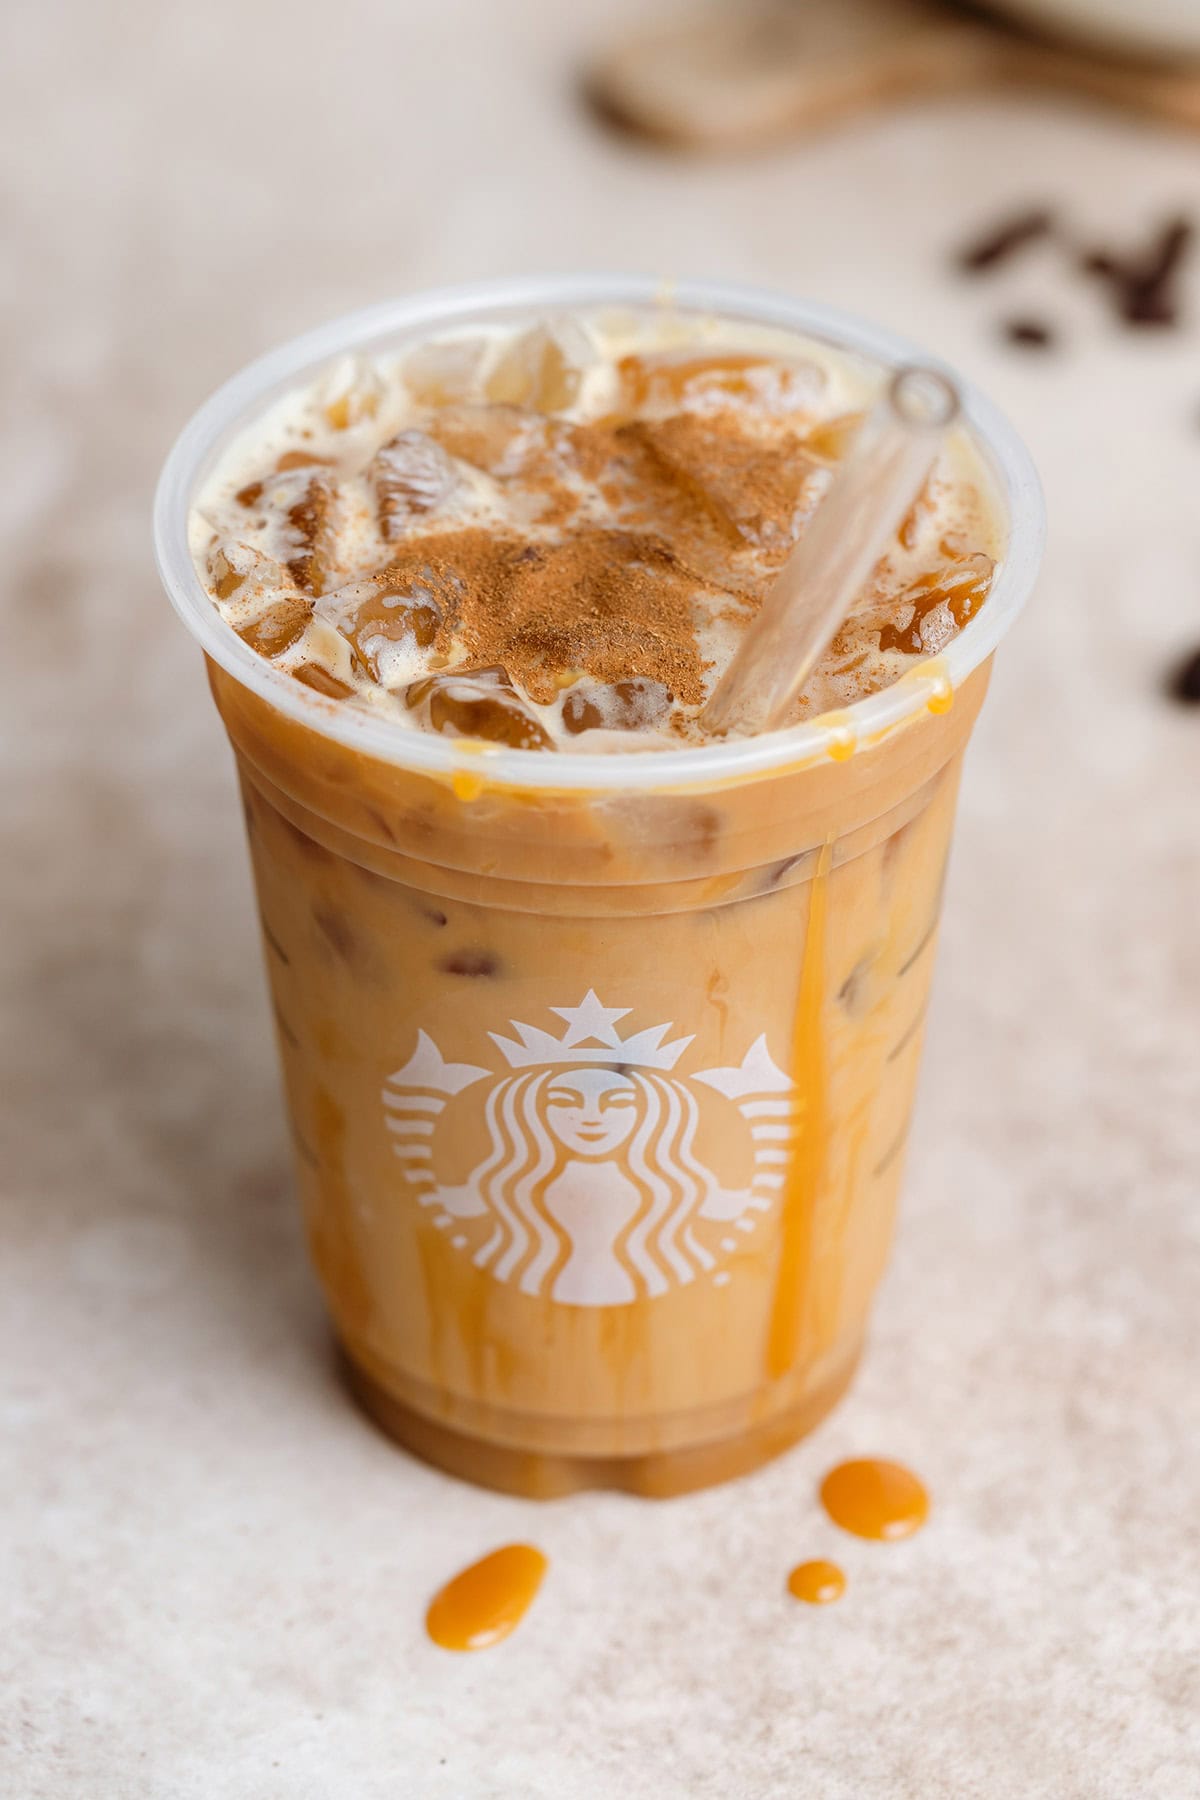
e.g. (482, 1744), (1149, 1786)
(156, 278), (1043, 1498)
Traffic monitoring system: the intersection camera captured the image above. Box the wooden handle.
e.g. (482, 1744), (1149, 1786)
(586, 0), (1200, 148)
(586, 0), (997, 149)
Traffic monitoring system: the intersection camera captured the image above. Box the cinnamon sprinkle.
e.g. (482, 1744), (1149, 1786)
(365, 408), (819, 703)
(377, 527), (723, 706)
(615, 414), (813, 548)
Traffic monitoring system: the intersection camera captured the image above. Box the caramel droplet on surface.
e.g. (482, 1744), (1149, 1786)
(820, 1458), (929, 1541)
(425, 1544), (548, 1652)
(824, 715), (856, 762)
(787, 1559), (846, 1605)
(926, 669), (954, 715)
(451, 769), (485, 803)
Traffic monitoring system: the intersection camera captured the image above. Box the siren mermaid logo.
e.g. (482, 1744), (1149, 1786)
(380, 991), (795, 1305)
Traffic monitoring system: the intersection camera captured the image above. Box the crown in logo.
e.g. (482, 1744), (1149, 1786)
(489, 991), (694, 1071)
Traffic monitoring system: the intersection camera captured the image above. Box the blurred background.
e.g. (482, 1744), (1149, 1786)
(3, 3), (1199, 1796)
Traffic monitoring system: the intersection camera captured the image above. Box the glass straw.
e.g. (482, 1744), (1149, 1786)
(702, 366), (961, 738)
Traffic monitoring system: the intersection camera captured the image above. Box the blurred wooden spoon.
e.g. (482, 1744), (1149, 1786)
(585, 0), (1200, 150)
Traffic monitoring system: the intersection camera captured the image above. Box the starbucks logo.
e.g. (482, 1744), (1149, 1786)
(381, 991), (794, 1305)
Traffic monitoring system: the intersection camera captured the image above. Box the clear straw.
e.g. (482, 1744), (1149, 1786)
(702, 365), (961, 738)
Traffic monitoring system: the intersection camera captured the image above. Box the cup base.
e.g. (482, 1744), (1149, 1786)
(338, 1338), (863, 1499)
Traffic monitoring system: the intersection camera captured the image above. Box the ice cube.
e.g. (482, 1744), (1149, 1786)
(897, 481), (934, 551)
(428, 406), (609, 538)
(430, 404), (546, 480)
(235, 597), (313, 659)
(206, 538), (313, 655)
(402, 335), (489, 407)
(484, 320), (595, 413)
(615, 352), (826, 422)
(403, 666), (552, 750)
(878, 555), (994, 656)
(266, 468), (341, 593)
(315, 573), (444, 686)
(207, 538), (281, 601)
(426, 403), (586, 526)
(614, 414), (818, 556)
(368, 431), (462, 540)
(274, 449), (332, 473)
(803, 411), (865, 463)
(317, 354), (384, 431)
(561, 677), (672, 736)
(291, 663), (355, 699)
(941, 554), (994, 628)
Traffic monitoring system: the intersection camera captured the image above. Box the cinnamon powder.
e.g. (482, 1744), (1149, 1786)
(378, 527), (723, 706)
(369, 406), (811, 704)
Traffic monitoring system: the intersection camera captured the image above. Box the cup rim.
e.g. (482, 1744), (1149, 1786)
(153, 274), (1045, 794)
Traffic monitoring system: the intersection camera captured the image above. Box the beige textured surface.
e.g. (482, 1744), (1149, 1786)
(3, 4), (1199, 1796)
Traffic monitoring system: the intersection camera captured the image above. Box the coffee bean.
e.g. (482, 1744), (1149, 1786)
(1002, 317), (1055, 350)
(1166, 645), (1200, 704)
(956, 208), (1055, 275)
(1080, 215), (1194, 329)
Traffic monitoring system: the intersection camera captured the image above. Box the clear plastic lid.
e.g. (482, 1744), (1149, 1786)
(153, 275), (1044, 794)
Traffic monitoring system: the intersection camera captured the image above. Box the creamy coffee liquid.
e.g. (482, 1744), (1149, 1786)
(190, 308), (1003, 751)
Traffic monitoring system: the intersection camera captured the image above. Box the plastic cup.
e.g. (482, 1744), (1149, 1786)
(154, 277), (1043, 1497)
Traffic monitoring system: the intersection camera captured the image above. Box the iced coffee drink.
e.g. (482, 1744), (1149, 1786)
(159, 282), (1039, 1496)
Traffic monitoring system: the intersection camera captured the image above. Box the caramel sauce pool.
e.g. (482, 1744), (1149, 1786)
(426, 1544), (548, 1652)
(820, 1458), (929, 1540)
(787, 1558), (846, 1605)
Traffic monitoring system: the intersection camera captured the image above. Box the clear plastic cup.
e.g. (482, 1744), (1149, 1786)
(154, 277), (1043, 1497)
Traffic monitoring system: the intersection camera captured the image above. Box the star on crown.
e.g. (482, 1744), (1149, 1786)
(489, 991), (694, 1071)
